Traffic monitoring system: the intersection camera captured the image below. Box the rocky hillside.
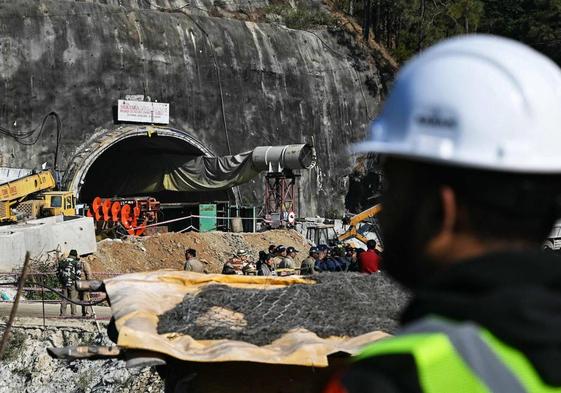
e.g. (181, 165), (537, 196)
(0, 0), (394, 216)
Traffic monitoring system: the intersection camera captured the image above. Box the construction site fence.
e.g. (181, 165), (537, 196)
(0, 271), (120, 303)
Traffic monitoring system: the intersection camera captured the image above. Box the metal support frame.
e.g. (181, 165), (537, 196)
(263, 171), (299, 227)
(0, 252), (30, 359)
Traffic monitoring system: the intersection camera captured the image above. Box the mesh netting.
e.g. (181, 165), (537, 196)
(157, 273), (409, 346)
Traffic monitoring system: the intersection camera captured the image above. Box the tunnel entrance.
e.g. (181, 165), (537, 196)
(64, 126), (235, 231)
(78, 135), (230, 204)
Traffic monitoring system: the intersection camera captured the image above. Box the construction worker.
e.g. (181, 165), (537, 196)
(273, 245), (287, 267)
(222, 249), (247, 275)
(300, 246), (318, 275)
(357, 239), (381, 274)
(325, 35), (561, 392)
(79, 256), (93, 317)
(57, 249), (81, 316)
(332, 245), (350, 271)
(279, 246), (299, 269)
(184, 248), (204, 273)
(316, 244), (346, 272)
(258, 253), (276, 276)
(345, 245), (359, 272)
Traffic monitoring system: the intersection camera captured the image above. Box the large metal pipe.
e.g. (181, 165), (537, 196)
(251, 144), (316, 173)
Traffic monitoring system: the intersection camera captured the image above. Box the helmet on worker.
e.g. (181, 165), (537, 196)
(356, 34), (561, 172)
(356, 34), (561, 288)
(275, 245), (287, 256)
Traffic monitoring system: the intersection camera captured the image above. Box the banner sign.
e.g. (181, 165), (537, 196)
(117, 100), (169, 124)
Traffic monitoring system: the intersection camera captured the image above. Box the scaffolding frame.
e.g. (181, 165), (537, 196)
(263, 171), (299, 227)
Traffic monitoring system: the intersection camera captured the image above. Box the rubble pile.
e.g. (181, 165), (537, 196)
(158, 273), (409, 345)
(87, 230), (311, 274)
(0, 321), (163, 393)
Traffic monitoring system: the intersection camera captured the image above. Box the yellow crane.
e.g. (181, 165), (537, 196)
(338, 204), (382, 245)
(0, 170), (76, 223)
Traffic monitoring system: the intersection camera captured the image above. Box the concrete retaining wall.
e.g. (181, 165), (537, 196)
(0, 216), (97, 271)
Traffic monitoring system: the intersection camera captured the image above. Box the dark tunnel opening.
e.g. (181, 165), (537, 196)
(79, 135), (232, 206)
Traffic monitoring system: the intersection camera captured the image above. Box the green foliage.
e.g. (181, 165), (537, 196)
(1, 330), (26, 362)
(333, 0), (561, 65)
(265, 4), (336, 30)
(479, 0), (561, 66)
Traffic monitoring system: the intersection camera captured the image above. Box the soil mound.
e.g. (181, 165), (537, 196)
(87, 230), (311, 274)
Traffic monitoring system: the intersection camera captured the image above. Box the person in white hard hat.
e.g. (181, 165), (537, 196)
(325, 35), (561, 393)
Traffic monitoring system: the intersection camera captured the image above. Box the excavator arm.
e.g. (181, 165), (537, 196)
(338, 204), (382, 245)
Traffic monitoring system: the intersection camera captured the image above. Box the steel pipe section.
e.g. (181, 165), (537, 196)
(251, 144), (316, 173)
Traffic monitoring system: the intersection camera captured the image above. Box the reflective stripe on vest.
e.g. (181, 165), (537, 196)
(356, 317), (561, 393)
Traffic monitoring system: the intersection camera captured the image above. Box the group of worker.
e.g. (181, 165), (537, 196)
(220, 244), (300, 276)
(56, 249), (93, 317)
(301, 239), (382, 274)
(210, 240), (382, 276)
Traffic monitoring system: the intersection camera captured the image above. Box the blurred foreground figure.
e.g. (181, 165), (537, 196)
(327, 35), (561, 392)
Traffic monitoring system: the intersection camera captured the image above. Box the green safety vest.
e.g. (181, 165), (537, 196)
(356, 317), (561, 393)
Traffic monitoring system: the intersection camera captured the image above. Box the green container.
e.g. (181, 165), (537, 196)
(199, 204), (217, 233)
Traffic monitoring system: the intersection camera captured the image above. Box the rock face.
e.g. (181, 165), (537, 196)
(0, 321), (163, 393)
(0, 0), (385, 216)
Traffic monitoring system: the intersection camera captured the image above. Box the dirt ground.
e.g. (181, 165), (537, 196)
(87, 230), (311, 274)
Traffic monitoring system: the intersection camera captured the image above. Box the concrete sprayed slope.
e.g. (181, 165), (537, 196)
(0, 0), (382, 215)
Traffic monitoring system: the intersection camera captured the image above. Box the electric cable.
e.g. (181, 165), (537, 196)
(0, 111), (63, 170)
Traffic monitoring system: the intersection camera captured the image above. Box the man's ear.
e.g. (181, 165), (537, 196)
(424, 186), (458, 260)
(440, 186), (457, 234)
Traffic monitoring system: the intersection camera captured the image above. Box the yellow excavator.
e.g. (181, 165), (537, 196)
(0, 170), (76, 223)
(338, 204), (382, 245)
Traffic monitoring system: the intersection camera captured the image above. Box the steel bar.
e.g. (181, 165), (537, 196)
(0, 252), (31, 359)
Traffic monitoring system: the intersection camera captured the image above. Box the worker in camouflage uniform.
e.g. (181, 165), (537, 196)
(80, 256), (93, 317)
(57, 249), (81, 316)
(300, 246), (318, 275)
(279, 246), (299, 269)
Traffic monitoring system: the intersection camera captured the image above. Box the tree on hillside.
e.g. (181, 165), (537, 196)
(337, 0), (561, 65)
(479, 0), (561, 65)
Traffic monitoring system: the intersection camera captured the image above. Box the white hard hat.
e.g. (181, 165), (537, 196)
(355, 34), (561, 173)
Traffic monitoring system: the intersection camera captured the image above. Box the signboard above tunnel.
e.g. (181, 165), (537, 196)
(117, 100), (170, 124)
